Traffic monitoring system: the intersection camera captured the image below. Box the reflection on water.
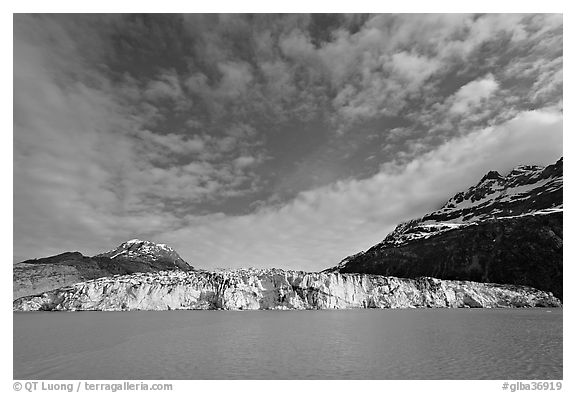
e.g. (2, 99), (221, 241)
(14, 309), (562, 379)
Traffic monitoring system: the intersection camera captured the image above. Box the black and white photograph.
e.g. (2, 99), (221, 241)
(10, 8), (566, 386)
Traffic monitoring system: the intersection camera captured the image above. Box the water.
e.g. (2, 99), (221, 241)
(13, 309), (562, 380)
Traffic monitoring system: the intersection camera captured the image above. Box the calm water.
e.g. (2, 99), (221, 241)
(13, 309), (562, 380)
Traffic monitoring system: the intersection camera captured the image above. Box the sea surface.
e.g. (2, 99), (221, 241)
(13, 309), (562, 380)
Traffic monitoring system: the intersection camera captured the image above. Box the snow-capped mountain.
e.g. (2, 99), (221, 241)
(381, 157), (562, 247)
(96, 239), (191, 271)
(329, 158), (563, 299)
(13, 239), (193, 299)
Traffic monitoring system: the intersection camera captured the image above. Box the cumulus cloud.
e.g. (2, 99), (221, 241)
(448, 74), (500, 115)
(390, 51), (442, 86)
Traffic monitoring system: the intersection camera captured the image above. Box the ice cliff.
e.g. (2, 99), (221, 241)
(13, 269), (560, 311)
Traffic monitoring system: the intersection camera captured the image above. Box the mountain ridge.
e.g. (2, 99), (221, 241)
(327, 158), (563, 299)
(13, 239), (193, 299)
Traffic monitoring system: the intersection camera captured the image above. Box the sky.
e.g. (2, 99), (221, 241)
(13, 13), (563, 270)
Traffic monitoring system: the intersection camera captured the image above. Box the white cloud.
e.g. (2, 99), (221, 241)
(390, 51), (442, 86)
(233, 156), (257, 169)
(449, 74), (499, 115)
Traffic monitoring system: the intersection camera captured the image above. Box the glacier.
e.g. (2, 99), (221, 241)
(13, 268), (561, 311)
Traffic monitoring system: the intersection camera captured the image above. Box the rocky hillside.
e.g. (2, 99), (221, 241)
(328, 158), (563, 299)
(13, 240), (193, 299)
(13, 269), (560, 311)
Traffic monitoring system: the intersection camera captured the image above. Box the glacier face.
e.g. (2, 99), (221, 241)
(13, 269), (561, 311)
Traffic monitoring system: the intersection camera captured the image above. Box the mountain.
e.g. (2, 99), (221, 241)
(13, 269), (561, 311)
(13, 239), (193, 299)
(95, 239), (191, 271)
(327, 158), (563, 299)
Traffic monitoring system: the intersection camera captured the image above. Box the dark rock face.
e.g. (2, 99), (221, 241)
(13, 240), (193, 299)
(329, 158), (563, 299)
(333, 213), (562, 299)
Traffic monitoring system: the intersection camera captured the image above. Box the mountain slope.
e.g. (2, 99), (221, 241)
(327, 158), (563, 299)
(13, 269), (561, 311)
(13, 240), (193, 299)
(95, 239), (191, 271)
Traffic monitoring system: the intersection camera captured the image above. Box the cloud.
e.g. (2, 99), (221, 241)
(158, 108), (562, 271)
(448, 74), (499, 115)
(216, 61), (254, 97)
(233, 156), (257, 169)
(390, 51), (442, 86)
(137, 130), (206, 157)
(317, 14), (560, 129)
(530, 62), (563, 105)
(279, 29), (317, 60)
(140, 13), (561, 133)
(12, 15), (266, 261)
(143, 69), (185, 103)
(13, 17), (136, 254)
